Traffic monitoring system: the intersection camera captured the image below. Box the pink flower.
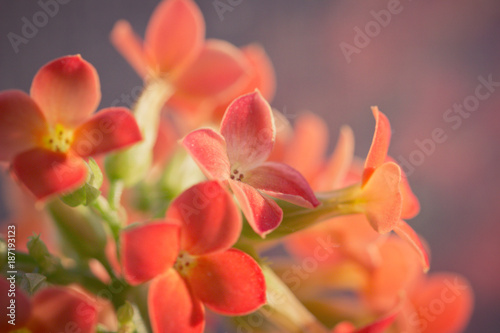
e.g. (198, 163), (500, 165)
(120, 181), (266, 333)
(182, 91), (319, 237)
(0, 55), (142, 200)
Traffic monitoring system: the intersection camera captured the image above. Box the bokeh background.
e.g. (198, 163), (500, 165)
(1, 0), (499, 331)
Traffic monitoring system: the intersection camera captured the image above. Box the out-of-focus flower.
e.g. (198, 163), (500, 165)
(0, 55), (142, 200)
(182, 91), (319, 237)
(120, 181), (266, 333)
(0, 277), (98, 333)
(111, 0), (275, 127)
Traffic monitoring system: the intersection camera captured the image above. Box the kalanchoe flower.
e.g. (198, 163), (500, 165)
(0, 278), (98, 332)
(0, 55), (142, 200)
(182, 91), (320, 237)
(121, 181), (266, 333)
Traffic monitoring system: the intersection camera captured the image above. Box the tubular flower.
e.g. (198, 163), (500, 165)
(0, 55), (142, 200)
(120, 181), (266, 333)
(182, 91), (320, 237)
(0, 278), (98, 333)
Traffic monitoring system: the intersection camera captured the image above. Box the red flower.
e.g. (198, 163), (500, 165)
(120, 181), (266, 333)
(182, 91), (320, 237)
(0, 55), (142, 200)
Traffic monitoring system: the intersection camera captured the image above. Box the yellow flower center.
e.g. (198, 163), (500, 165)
(42, 124), (74, 153)
(174, 251), (195, 276)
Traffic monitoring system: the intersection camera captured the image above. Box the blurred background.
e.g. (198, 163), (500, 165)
(0, 0), (499, 331)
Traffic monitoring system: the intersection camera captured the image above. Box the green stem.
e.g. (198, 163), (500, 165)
(92, 196), (123, 241)
(108, 180), (125, 211)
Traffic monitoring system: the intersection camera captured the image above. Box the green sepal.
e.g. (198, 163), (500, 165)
(61, 158), (103, 207)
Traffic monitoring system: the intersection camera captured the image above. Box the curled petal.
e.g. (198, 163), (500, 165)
(11, 148), (87, 200)
(360, 162), (402, 234)
(362, 107), (391, 186)
(27, 287), (97, 333)
(0, 90), (47, 161)
(110, 20), (148, 78)
(411, 274), (473, 333)
(145, 0), (204, 75)
(30, 55), (100, 127)
(149, 270), (205, 333)
(121, 221), (180, 285)
(246, 162), (320, 208)
(229, 180), (282, 237)
(0, 278), (31, 331)
(188, 249), (266, 315)
(394, 220), (430, 272)
(181, 128), (231, 180)
(73, 107), (142, 157)
(221, 91), (275, 169)
(167, 181), (242, 255)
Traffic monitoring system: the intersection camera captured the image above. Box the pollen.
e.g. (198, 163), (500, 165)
(174, 251), (196, 276)
(42, 124), (74, 153)
(230, 168), (245, 181)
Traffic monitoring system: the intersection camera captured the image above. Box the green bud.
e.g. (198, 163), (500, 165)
(61, 158), (103, 207)
(117, 301), (134, 324)
(27, 234), (59, 272)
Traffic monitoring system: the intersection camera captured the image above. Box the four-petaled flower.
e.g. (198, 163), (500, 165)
(0, 55), (142, 200)
(182, 91), (320, 237)
(121, 181), (266, 333)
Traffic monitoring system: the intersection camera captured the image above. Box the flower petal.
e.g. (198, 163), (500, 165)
(166, 181), (242, 255)
(0, 277), (31, 331)
(149, 270), (205, 333)
(30, 55), (101, 127)
(359, 162), (402, 234)
(27, 287), (97, 333)
(317, 125), (355, 191)
(241, 43), (276, 102)
(120, 221), (180, 285)
(0, 90), (47, 161)
(188, 249), (266, 315)
(229, 180), (282, 237)
(110, 20), (148, 78)
(73, 107), (142, 157)
(246, 162), (319, 208)
(11, 148), (87, 200)
(221, 91), (275, 169)
(145, 0), (204, 75)
(171, 39), (250, 102)
(284, 113), (328, 183)
(394, 220), (430, 272)
(181, 128), (231, 180)
(362, 107), (391, 186)
(411, 274), (473, 333)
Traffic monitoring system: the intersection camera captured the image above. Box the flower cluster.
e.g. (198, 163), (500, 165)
(0, 0), (472, 332)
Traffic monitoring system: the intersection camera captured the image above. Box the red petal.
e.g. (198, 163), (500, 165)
(171, 39), (250, 102)
(167, 181), (242, 255)
(188, 249), (266, 315)
(72, 107), (141, 157)
(145, 0), (204, 75)
(317, 125), (355, 191)
(27, 287), (97, 333)
(0, 90), (47, 161)
(360, 162), (402, 233)
(110, 20), (148, 78)
(229, 180), (282, 237)
(362, 107), (391, 186)
(149, 270), (205, 333)
(221, 91), (275, 170)
(394, 220), (430, 272)
(121, 221), (180, 285)
(30, 55), (100, 128)
(411, 274), (473, 333)
(182, 128), (231, 180)
(11, 148), (87, 200)
(241, 43), (276, 102)
(387, 156), (420, 219)
(0, 277), (31, 331)
(355, 309), (398, 333)
(245, 162), (320, 208)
